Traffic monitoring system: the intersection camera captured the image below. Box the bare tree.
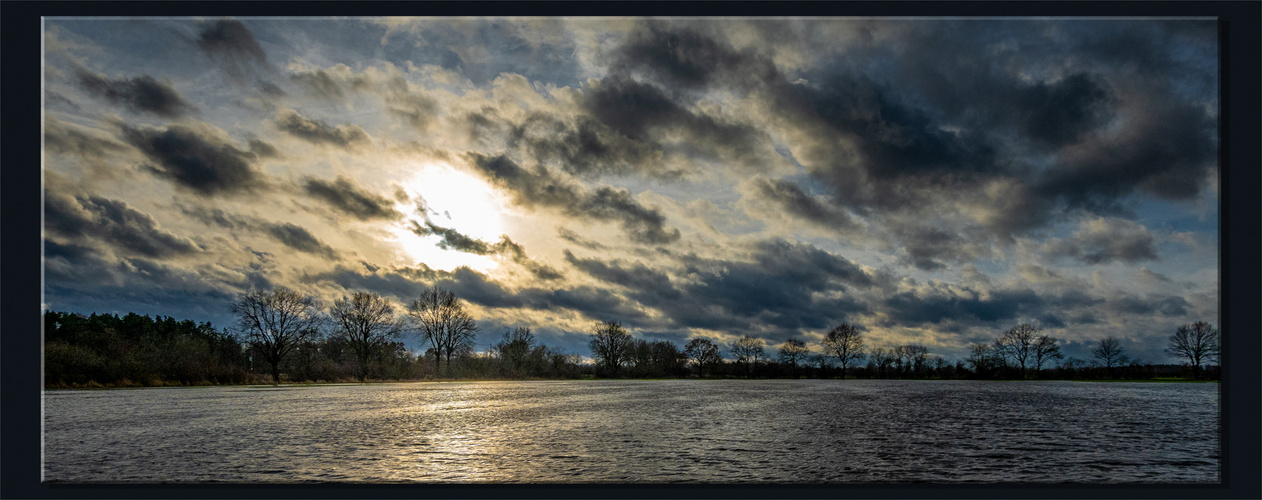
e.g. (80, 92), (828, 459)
(965, 343), (1007, 378)
(901, 345), (930, 377)
(1092, 336), (1129, 378)
(330, 291), (405, 381)
(821, 323), (865, 379)
(230, 286), (323, 383)
(1166, 321), (1220, 379)
(731, 335), (766, 378)
(868, 347), (895, 378)
(684, 337), (721, 377)
(496, 326), (536, 376)
(777, 338), (810, 377)
(589, 321), (633, 376)
(406, 287), (478, 375)
(1031, 335), (1064, 378)
(994, 324), (1039, 378)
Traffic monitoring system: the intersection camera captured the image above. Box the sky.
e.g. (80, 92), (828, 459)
(42, 17), (1220, 364)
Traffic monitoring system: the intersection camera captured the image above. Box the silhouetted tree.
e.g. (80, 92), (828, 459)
(966, 343), (1001, 379)
(647, 340), (684, 377)
(684, 337), (721, 377)
(230, 287), (324, 383)
(1166, 321), (1220, 379)
(330, 291), (405, 380)
(1092, 337), (1129, 378)
(496, 326), (537, 377)
(821, 323), (864, 379)
(589, 321), (633, 376)
(1031, 335), (1064, 378)
(994, 324), (1039, 378)
(868, 347), (895, 378)
(731, 335), (766, 378)
(407, 287), (478, 375)
(900, 345), (930, 377)
(777, 338), (810, 377)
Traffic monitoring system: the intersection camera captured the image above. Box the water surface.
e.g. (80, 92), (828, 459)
(43, 380), (1219, 483)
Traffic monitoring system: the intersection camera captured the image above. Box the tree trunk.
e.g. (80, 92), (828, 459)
(270, 364), (280, 385)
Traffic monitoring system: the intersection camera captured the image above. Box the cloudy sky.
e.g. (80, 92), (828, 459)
(42, 17), (1219, 363)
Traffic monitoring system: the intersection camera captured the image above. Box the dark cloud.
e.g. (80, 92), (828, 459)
(306, 264), (644, 323)
(507, 113), (668, 178)
(45, 189), (201, 259)
(247, 139), (280, 158)
(1108, 294), (1191, 318)
(616, 23), (767, 91)
(77, 71), (198, 118)
(563, 239), (873, 333)
(465, 153), (680, 245)
(197, 19), (268, 64)
(412, 220), (491, 254)
(410, 221), (563, 281)
(289, 68), (351, 101)
(262, 222), (340, 259)
(179, 205), (340, 260)
(884, 287), (1043, 326)
(195, 19), (282, 97)
(573, 187), (680, 245)
(583, 75), (771, 169)
(302, 176), (401, 221)
(606, 21), (1215, 264)
(753, 178), (859, 232)
(274, 109), (370, 149)
(1043, 218), (1159, 265)
(119, 123), (263, 196)
(1033, 98), (1216, 210)
(557, 227), (608, 250)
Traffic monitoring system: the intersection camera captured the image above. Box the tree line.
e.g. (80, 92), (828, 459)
(43, 286), (1221, 387)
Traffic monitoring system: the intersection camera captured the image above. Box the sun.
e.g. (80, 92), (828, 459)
(389, 163), (508, 272)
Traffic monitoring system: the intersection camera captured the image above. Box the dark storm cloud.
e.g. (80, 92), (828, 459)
(118, 123), (263, 196)
(302, 176), (401, 221)
(1107, 295), (1191, 317)
(410, 221), (563, 281)
(274, 110), (371, 149)
(885, 223), (977, 271)
(507, 113), (668, 178)
(607, 21), (1215, 253)
(1033, 98), (1217, 210)
(576, 187), (680, 245)
(77, 71), (198, 118)
(564, 239), (873, 333)
(44, 188), (201, 259)
(582, 75), (771, 169)
(616, 23), (768, 91)
(563, 250), (677, 298)
(885, 288), (1043, 326)
(197, 19), (267, 62)
(179, 206), (340, 260)
(1042, 218), (1159, 265)
(194, 19), (283, 97)
(752, 178), (859, 232)
(412, 221), (490, 254)
(465, 153), (680, 244)
(263, 223), (340, 259)
(306, 264), (643, 322)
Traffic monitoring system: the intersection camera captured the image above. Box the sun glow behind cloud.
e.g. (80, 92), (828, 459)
(389, 163), (508, 272)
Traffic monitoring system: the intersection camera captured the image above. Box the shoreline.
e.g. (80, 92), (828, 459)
(43, 376), (1219, 390)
